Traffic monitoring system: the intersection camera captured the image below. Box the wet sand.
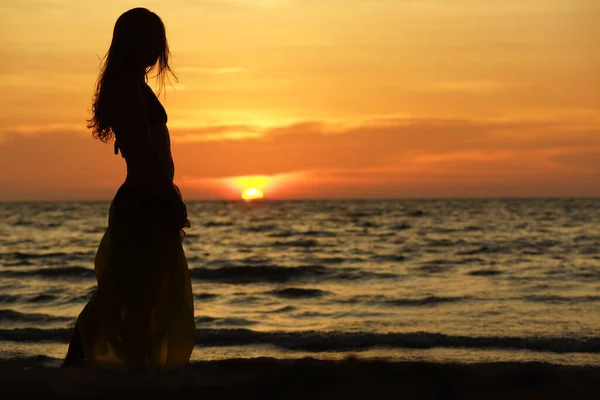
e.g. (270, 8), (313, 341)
(2, 357), (599, 399)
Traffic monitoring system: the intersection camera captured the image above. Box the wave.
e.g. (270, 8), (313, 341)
(29, 294), (60, 303)
(269, 239), (320, 248)
(0, 355), (60, 367)
(0, 266), (95, 279)
(1, 259), (33, 266)
(356, 220), (378, 228)
(203, 221), (234, 227)
(523, 295), (600, 304)
(240, 255), (272, 265)
(335, 295), (470, 307)
(406, 210), (425, 217)
(578, 271), (600, 278)
(226, 295), (264, 305)
(372, 255), (407, 263)
(426, 239), (467, 247)
(63, 293), (95, 304)
(468, 269), (503, 277)
(266, 230), (294, 238)
(188, 265), (398, 284)
(0, 328), (71, 342)
(0, 251), (95, 261)
(267, 230), (339, 238)
(263, 306), (296, 314)
(580, 247), (599, 255)
(268, 288), (331, 299)
(196, 316), (257, 327)
(198, 330), (600, 354)
(0, 293), (62, 304)
(573, 235), (599, 243)
(456, 246), (510, 256)
(11, 219), (33, 226)
(189, 265), (327, 283)
(411, 264), (452, 274)
(429, 228), (461, 234)
(0, 309), (72, 324)
(314, 256), (346, 265)
(0, 294), (21, 304)
(300, 230), (338, 237)
(243, 224), (278, 233)
(195, 293), (219, 301)
(3, 328), (597, 354)
(344, 210), (373, 218)
(384, 296), (469, 307)
(391, 223), (411, 231)
(459, 257), (486, 264)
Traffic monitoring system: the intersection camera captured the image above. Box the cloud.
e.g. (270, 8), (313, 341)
(0, 130), (123, 200)
(168, 116), (600, 198)
(1, 115), (599, 200)
(0, 71), (91, 90)
(427, 80), (527, 94)
(551, 151), (600, 172)
(0, 0), (66, 11)
(0, 123), (85, 136)
(171, 124), (262, 142)
(172, 0), (293, 10)
(176, 66), (249, 75)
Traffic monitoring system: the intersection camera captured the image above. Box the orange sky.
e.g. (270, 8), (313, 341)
(1, 0), (599, 200)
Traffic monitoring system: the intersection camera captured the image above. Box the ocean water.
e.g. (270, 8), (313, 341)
(1, 198), (599, 367)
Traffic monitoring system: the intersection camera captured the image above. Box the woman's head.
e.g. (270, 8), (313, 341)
(89, 8), (176, 142)
(109, 8), (171, 74)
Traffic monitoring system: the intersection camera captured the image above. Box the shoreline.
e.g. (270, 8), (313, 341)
(2, 357), (599, 399)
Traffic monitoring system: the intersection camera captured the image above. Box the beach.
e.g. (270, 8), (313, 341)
(2, 358), (600, 399)
(2, 199), (599, 398)
(2, 199), (599, 366)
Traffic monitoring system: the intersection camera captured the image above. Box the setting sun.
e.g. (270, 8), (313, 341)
(241, 187), (264, 201)
(228, 175), (274, 201)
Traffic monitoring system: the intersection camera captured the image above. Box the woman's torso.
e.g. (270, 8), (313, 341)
(124, 123), (174, 185)
(114, 81), (175, 193)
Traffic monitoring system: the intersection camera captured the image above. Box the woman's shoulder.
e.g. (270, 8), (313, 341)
(104, 76), (143, 96)
(102, 77), (148, 126)
(103, 77), (147, 114)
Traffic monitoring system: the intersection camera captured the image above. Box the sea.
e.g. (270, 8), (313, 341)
(1, 198), (599, 367)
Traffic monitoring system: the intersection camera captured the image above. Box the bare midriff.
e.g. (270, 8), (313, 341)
(121, 123), (175, 197)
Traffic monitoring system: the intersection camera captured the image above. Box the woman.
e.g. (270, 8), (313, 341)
(63, 8), (196, 367)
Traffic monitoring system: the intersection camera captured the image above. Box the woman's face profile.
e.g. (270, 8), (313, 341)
(142, 21), (163, 68)
(110, 8), (167, 71)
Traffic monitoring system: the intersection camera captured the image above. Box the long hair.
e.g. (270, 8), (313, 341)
(88, 8), (177, 143)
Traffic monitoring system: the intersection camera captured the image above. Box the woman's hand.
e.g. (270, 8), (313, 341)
(161, 183), (188, 230)
(179, 200), (191, 228)
(171, 198), (189, 230)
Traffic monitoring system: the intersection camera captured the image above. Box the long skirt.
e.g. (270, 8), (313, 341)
(74, 184), (196, 367)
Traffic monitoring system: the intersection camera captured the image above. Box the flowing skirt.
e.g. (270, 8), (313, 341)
(74, 184), (196, 367)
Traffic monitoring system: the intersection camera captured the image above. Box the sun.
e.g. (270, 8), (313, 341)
(241, 187), (264, 201)
(228, 175), (273, 200)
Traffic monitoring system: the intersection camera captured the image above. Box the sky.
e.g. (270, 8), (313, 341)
(0, 0), (599, 200)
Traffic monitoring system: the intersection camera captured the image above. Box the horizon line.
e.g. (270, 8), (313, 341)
(1, 195), (599, 204)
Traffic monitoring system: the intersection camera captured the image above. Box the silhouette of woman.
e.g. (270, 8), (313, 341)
(63, 8), (196, 367)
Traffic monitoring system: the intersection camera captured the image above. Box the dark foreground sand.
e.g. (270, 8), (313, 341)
(2, 358), (599, 399)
